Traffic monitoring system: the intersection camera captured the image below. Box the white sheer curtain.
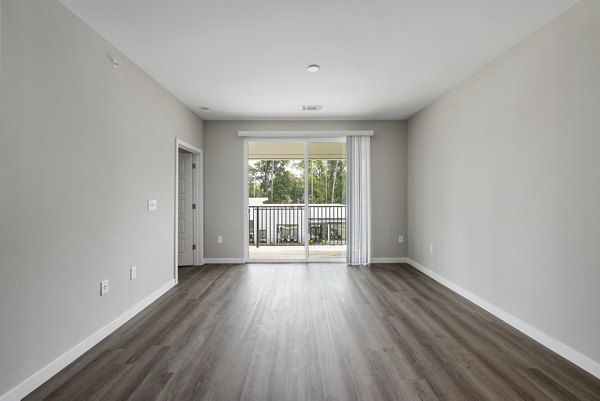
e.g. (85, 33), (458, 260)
(346, 136), (371, 265)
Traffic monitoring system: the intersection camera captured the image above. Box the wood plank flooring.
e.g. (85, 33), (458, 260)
(26, 263), (600, 400)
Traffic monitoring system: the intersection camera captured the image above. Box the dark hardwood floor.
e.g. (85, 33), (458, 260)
(26, 263), (600, 400)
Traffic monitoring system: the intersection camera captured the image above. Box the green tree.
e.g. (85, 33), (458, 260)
(249, 160), (304, 203)
(249, 159), (346, 204)
(307, 160), (346, 204)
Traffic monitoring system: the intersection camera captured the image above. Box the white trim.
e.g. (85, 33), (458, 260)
(308, 258), (346, 263)
(238, 130), (374, 138)
(246, 259), (347, 264)
(174, 138), (204, 284)
(176, 138), (203, 154)
(246, 259), (308, 263)
(405, 258), (600, 379)
(243, 140), (249, 261)
(192, 152), (204, 267)
(244, 137), (346, 143)
(304, 142), (309, 261)
(0, 279), (176, 401)
(371, 257), (407, 263)
(204, 258), (246, 264)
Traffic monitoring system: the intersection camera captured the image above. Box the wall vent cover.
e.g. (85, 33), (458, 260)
(301, 105), (323, 111)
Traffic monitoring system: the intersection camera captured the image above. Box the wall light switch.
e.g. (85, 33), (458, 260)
(130, 266), (137, 280)
(100, 279), (109, 296)
(429, 243), (434, 253)
(147, 200), (158, 211)
(398, 235), (404, 243)
(217, 236), (223, 244)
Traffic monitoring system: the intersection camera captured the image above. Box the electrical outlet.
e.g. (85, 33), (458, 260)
(429, 243), (434, 253)
(398, 235), (404, 243)
(100, 279), (109, 296)
(217, 236), (223, 244)
(130, 266), (137, 280)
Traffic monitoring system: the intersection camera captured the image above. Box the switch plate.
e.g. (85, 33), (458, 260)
(429, 243), (434, 253)
(217, 236), (223, 244)
(147, 200), (158, 211)
(398, 235), (404, 243)
(130, 266), (137, 280)
(100, 279), (109, 296)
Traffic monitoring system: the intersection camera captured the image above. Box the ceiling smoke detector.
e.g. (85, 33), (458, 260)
(301, 105), (323, 111)
(307, 64), (320, 72)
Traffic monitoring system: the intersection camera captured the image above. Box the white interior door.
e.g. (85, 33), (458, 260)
(178, 151), (194, 266)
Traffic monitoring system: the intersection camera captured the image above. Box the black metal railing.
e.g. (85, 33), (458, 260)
(249, 205), (346, 247)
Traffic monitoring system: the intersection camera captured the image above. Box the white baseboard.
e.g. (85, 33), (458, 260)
(371, 257), (407, 264)
(0, 279), (176, 401)
(406, 258), (600, 379)
(204, 258), (245, 264)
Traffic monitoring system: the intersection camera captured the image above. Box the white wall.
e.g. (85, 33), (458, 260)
(0, 0), (203, 397)
(204, 121), (407, 261)
(407, 0), (600, 373)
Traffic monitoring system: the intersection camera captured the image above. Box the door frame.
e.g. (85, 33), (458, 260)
(174, 138), (203, 284)
(243, 137), (346, 263)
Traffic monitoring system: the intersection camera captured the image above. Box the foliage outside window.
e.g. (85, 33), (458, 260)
(249, 160), (347, 204)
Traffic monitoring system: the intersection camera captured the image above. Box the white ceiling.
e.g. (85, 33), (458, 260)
(59, 0), (577, 120)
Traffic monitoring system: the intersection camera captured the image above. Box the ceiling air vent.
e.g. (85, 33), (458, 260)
(301, 105), (323, 111)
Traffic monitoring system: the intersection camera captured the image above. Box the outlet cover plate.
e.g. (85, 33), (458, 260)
(100, 279), (109, 296)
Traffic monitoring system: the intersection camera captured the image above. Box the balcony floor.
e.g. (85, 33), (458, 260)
(249, 245), (346, 260)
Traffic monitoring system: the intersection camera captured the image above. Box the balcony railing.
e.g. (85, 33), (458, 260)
(249, 205), (346, 247)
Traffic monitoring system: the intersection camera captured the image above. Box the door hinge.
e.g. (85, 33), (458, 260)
(192, 163), (196, 169)
(192, 203), (196, 209)
(192, 244), (197, 250)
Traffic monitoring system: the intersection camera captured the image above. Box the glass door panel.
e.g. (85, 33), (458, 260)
(307, 141), (347, 261)
(248, 141), (306, 260)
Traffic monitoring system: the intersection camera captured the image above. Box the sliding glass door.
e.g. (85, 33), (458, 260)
(246, 140), (346, 262)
